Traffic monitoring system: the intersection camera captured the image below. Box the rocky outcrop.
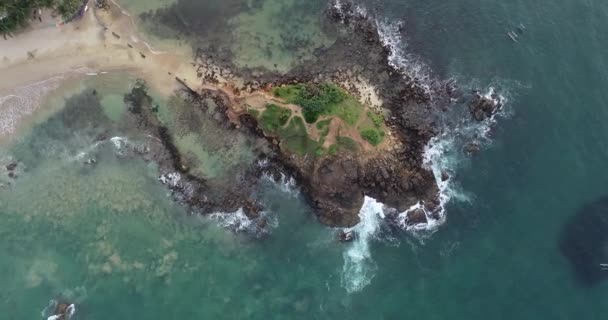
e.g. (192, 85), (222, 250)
(469, 91), (502, 121)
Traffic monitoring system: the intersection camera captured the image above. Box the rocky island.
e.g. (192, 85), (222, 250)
(0, 0), (502, 235)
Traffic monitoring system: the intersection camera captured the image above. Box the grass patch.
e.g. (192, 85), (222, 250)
(360, 128), (385, 146)
(273, 83), (362, 125)
(278, 116), (320, 156)
(367, 111), (384, 128)
(259, 104), (291, 133)
(336, 136), (359, 152)
(247, 107), (260, 118)
(328, 144), (339, 155)
(316, 119), (332, 137)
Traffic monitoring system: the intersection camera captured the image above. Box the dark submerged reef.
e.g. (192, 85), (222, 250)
(121, 81), (272, 235)
(559, 196), (608, 286)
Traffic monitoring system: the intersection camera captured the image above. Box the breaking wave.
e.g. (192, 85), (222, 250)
(375, 20), (434, 94)
(209, 208), (278, 237)
(341, 196), (385, 293)
(337, 0), (512, 292)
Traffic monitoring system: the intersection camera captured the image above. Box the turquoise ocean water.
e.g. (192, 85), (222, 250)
(1, 0), (608, 318)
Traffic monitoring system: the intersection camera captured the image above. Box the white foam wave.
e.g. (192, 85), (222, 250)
(375, 20), (433, 95)
(261, 171), (298, 196)
(159, 172), (182, 187)
(143, 41), (167, 55)
(210, 208), (277, 235)
(0, 76), (64, 136)
(331, 0), (368, 22)
(397, 86), (508, 237)
(109, 0), (131, 16)
(341, 196), (385, 293)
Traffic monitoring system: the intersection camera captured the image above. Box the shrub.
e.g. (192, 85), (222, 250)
(367, 111), (384, 128)
(328, 144), (339, 155)
(336, 136), (359, 152)
(360, 129), (384, 146)
(259, 104), (291, 132)
(273, 83), (349, 124)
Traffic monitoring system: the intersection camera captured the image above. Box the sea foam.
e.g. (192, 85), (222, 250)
(341, 196), (384, 293)
(338, 2), (510, 292)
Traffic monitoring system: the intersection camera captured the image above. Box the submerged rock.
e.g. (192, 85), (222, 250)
(559, 195), (608, 286)
(6, 162), (17, 171)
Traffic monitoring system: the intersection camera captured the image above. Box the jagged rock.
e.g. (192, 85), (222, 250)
(306, 157), (364, 227)
(469, 92), (501, 121)
(441, 170), (450, 181)
(337, 230), (356, 242)
(464, 143), (481, 155)
(406, 208), (427, 225)
(242, 199), (263, 219)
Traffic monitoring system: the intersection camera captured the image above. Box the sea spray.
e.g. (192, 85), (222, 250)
(209, 208), (277, 237)
(341, 196), (385, 293)
(376, 20), (434, 94)
(261, 171), (299, 197)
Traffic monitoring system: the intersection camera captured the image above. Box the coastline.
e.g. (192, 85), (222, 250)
(0, 2), (202, 140)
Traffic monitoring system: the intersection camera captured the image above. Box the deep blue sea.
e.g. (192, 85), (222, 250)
(1, 0), (607, 318)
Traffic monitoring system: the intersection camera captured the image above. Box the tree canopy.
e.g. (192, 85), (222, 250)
(1, 0), (83, 35)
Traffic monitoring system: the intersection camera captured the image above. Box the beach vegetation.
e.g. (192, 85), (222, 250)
(1, 0), (84, 35)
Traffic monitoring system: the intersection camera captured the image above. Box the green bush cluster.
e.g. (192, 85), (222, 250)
(360, 129), (384, 146)
(1, 0), (83, 34)
(259, 104), (292, 133)
(367, 111), (384, 128)
(273, 83), (348, 124)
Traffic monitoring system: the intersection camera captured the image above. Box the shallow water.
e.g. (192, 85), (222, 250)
(2, 0), (608, 318)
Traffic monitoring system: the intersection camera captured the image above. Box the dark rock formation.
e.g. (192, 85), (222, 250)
(469, 91), (502, 121)
(337, 230), (356, 242)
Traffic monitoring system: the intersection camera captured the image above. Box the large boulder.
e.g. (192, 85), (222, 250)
(306, 156), (364, 227)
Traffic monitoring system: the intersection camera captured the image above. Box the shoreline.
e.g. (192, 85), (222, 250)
(0, 2), (202, 139)
(0, 0), (502, 232)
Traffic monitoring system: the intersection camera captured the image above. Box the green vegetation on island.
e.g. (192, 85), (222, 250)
(259, 104), (291, 133)
(359, 128), (385, 146)
(1, 0), (84, 35)
(273, 83), (362, 125)
(257, 83), (388, 156)
(278, 116), (321, 156)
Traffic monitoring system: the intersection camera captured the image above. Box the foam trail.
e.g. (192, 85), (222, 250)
(209, 208), (277, 236)
(261, 172), (298, 197)
(376, 20), (433, 95)
(341, 196), (384, 293)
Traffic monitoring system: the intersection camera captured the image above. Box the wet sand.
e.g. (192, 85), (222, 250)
(0, 4), (202, 139)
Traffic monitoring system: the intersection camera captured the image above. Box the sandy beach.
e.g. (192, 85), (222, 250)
(0, 3), (202, 139)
